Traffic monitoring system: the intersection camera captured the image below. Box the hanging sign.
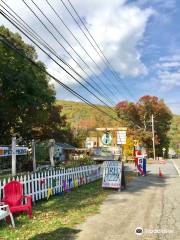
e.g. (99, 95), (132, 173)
(117, 130), (126, 144)
(102, 161), (122, 189)
(0, 146), (28, 157)
(101, 132), (112, 145)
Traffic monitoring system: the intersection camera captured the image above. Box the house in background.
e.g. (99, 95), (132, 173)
(55, 143), (90, 161)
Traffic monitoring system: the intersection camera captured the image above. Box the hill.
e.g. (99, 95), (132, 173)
(56, 100), (122, 130)
(168, 115), (180, 154)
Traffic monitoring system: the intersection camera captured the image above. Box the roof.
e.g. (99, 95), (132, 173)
(56, 143), (76, 150)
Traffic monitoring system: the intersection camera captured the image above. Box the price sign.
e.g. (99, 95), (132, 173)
(117, 130), (126, 144)
(102, 161), (122, 189)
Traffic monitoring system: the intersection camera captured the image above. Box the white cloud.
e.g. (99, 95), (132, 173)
(155, 54), (180, 89)
(135, 0), (176, 9)
(0, 0), (153, 89)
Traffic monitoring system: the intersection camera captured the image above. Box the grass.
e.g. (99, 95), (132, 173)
(0, 180), (111, 240)
(0, 174), (134, 240)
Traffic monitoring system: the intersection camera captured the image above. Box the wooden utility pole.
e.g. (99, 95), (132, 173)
(49, 139), (55, 167)
(32, 139), (36, 171)
(12, 136), (16, 176)
(152, 114), (156, 161)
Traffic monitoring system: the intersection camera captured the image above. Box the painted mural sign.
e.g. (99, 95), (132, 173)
(101, 132), (112, 145)
(102, 161), (122, 189)
(0, 146), (28, 157)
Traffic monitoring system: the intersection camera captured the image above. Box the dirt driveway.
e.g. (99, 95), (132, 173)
(76, 161), (180, 240)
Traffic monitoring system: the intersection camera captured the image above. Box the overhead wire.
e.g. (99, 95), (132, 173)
(0, 33), (121, 123)
(63, 0), (135, 100)
(60, 0), (125, 98)
(23, 0), (117, 104)
(0, 3), (117, 113)
(0, 8), (118, 116)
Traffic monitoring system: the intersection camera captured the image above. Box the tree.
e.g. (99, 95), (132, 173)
(0, 26), (67, 143)
(116, 95), (172, 156)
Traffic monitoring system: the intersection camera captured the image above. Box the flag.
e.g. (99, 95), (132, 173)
(47, 188), (52, 200)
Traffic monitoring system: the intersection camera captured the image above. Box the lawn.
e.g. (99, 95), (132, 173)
(0, 180), (112, 240)
(0, 173), (134, 240)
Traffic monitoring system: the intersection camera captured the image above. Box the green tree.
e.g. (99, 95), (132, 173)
(116, 95), (172, 156)
(0, 26), (66, 143)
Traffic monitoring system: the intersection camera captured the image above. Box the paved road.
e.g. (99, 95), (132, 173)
(76, 160), (180, 240)
(125, 160), (178, 176)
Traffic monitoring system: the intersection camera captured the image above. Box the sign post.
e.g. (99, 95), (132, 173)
(49, 139), (55, 167)
(32, 139), (36, 171)
(12, 137), (16, 176)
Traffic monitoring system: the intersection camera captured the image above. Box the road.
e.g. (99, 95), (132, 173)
(76, 160), (180, 240)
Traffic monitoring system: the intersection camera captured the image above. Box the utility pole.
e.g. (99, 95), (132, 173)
(49, 139), (55, 167)
(12, 136), (16, 176)
(32, 139), (36, 171)
(152, 114), (156, 161)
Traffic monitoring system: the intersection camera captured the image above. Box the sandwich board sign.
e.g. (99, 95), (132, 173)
(102, 161), (122, 189)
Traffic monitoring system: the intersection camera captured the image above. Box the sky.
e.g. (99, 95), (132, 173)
(0, 0), (180, 114)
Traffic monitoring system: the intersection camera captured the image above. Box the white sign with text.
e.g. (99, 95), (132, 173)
(117, 130), (126, 144)
(102, 161), (122, 189)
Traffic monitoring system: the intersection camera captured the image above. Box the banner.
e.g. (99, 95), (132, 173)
(102, 161), (122, 189)
(0, 146), (28, 157)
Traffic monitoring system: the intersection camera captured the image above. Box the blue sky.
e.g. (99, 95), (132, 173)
(0, 0), (180, 114)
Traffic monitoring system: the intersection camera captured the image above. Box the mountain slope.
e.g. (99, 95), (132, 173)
(56, 100), (122, 129)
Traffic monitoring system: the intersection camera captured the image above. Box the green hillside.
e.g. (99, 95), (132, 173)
(56, 100), (122, 129)
(168, 115), (180, 154)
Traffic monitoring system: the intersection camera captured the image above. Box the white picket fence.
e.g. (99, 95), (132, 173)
(0, 164), (102, 202)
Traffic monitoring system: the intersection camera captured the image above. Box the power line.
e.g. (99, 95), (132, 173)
(0, 34), (121, 123)
(0, 9), (118, 116)
(0, 4), (116, 114)
(64, 0), (135, 100)
(45, 0), (122, 102)
(22, 0), (117, 104)
(59, 0), (122, 99)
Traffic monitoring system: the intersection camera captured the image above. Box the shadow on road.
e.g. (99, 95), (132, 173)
(29, 227), (81, 240)
(125, 174), (170, 194)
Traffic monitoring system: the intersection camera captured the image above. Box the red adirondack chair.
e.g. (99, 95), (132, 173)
(3, 181), (32, 218)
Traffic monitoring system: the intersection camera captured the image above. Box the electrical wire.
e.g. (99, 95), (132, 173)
(64, 0), (135, 100)
(0, 4), (117, 114)
(0, 9), (118, 116)
(0, 34), (122, 123)
(23, 0), (117, 104)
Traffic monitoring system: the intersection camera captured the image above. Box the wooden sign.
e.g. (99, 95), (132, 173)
(0, 146), (28, 157)
(102, 161), (122, 189)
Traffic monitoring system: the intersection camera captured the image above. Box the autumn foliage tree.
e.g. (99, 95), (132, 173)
(116, 96), (172, 156)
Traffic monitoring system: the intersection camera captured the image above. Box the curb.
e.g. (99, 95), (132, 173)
(171, 159), (180, 176)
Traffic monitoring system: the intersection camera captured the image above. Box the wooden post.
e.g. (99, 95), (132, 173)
(152, 114), (156, 161)
(97, 131), (99, 147)
(49, 139), (55, 167)
(12, 136), (16, 176)
(32, 139), (36, 171)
